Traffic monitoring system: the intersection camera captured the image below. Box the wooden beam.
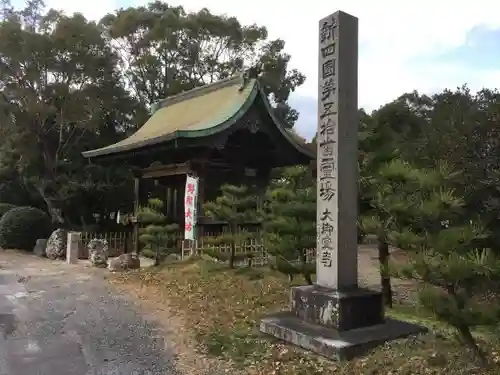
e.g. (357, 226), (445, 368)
(191, 159), (233, 171)
(141, 162), (191, 179)
(206, 162), (232, 169)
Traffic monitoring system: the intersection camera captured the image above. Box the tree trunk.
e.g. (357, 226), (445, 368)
(79, 215), (87, 228)
(154, 246), (160, 266)
(446, 285), (489, 367)
(229, 241), (235, 268)
(36, 186), (64, 225)
(229, 222), (236, 268)
(457, 323), (489, 367)
(123, 231), (129, 254)
(299, 250), (313, 285)
(378, 238), (393, 308)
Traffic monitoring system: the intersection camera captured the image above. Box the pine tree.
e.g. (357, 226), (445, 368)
(393, 163), (500, 366)
(138, 198), (179, 266)
(360, 158), (416, 307)
(263, 166), (316, 284)
(358, 112), (407, 308)
(203, 184), (259, 268)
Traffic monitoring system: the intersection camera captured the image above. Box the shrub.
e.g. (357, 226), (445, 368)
(0, 203), (16, 219)
(141, 247), (178, 261)
(0, 206), (52, 251)
(138, 198), (179, 266)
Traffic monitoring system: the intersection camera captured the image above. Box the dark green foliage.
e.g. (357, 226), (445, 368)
(382, 88), (500, 257)
(360, 158), (419, 307)
(0, 0), (305, 227)
(0, 206), (52, 251)
(0, 203), (15, 219)
(263, 166), (316, 284)
(0, 175), (39, 208)
(391, 163), (500, 366)
(138, 198), (179, 266)
(101, 2), (304, 128)
(357, 104), (425, 307)
(358, 89), (500, 365)
(204, 185), (259, 268)
(0, 0), (139, 225)
(141, 247), (177, 261)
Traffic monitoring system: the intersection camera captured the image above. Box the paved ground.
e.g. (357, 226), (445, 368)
(0, 251), (179, 375)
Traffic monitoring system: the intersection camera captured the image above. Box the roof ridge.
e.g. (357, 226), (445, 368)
(254, 81), (316, 159)
(151, 74), (246, 114)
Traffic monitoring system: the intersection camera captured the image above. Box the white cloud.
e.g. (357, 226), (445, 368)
(44, 0), (118, 22)
(43, 0), (500, 128)
(123, 0), (500, 110)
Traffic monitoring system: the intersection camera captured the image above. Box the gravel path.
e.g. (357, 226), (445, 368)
(0, 251), (179, 375)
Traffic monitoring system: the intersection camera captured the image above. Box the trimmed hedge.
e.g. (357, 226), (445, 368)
(0, 203), (16, 219)
(0, 206), (52, 251)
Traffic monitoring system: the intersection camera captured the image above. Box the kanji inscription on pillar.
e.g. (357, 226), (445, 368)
(316, 11), (359, 290)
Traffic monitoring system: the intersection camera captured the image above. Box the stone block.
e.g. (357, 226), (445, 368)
(45, 229), (67, 260)
(88, 239), (108, 268)
(66, 232), (80, 264)
(260, 312), (427, 361)
(291, 285), (384, 331)
(107, 253), (140, 272)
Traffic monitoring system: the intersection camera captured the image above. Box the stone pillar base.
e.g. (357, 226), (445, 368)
(260, 285), (427, 360)
(291, 285), (384, 331)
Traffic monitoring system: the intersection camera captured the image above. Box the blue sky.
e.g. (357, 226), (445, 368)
(419, 26), (500, 71)
(14, 0), (500, 140)
(292, 25), (500, 139)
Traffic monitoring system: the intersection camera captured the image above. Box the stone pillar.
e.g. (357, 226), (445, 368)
(259, 10), (425, 361)
(288, 10), (385, 333)
(316, 10), (358, 291)
(66, 232), (80, 264)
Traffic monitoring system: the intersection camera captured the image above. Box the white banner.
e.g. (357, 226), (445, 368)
(184, 175), (199, 240)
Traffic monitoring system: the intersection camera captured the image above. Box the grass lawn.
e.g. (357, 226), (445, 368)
(108, 259), (500, 375)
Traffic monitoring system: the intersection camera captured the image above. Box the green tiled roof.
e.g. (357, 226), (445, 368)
(82, 74), (314, 159)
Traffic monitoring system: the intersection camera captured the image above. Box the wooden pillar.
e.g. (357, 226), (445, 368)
(175, 178), (182, 220)
(196, 160), (206, 217)
(256, 167), (271, 211)
(197, 177), (205, 214)
(133, 176), (140, 254)
(195, 174), (205, 239)
(165, 186), (172, 219)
